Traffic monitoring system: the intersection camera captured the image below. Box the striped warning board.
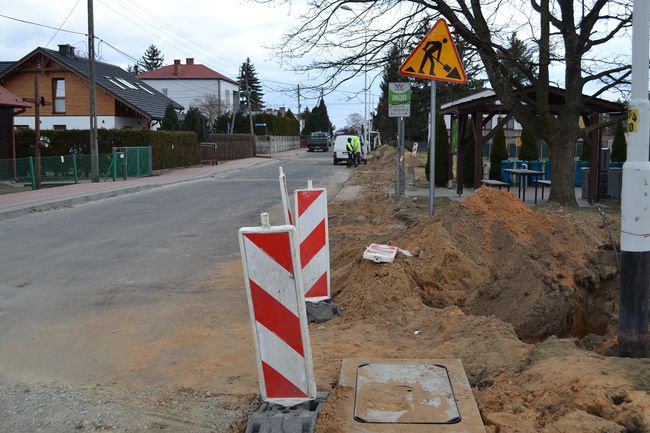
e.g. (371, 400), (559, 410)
(238, 218), (317, 405)
(294, 185), (331, 302)
(279, 167), (293, 225)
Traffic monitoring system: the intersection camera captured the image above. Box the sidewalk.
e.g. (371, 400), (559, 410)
(0, 157), (271, 221)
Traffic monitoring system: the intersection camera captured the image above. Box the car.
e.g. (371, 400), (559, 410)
(332, 134), (359, 165)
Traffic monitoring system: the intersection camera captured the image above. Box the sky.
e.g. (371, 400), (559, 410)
(0, 1), (639, 130)
(0, 0), (374, 129)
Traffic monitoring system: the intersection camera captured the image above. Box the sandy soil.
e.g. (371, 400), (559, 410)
(310, 145), (649, 432)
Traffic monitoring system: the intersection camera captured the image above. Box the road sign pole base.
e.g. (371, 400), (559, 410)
(245, 392), (328, 433)
(306, 299), (341, 323)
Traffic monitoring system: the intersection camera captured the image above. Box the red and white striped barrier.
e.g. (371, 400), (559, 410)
(279, 167), (293, 225)
(238, 213), (316, 405)
(294, 180), (331, 302)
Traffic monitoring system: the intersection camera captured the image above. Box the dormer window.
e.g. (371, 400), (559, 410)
(53, 79), (65, 113)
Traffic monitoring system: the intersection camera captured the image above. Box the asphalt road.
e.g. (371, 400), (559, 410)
(0, 149), (348, 386)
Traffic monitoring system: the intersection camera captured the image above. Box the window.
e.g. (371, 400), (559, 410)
(53, 125), (67, 131)
(53, 79), (65, 113)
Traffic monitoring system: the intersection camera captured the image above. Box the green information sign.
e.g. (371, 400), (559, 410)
(388, 82), (411, 118)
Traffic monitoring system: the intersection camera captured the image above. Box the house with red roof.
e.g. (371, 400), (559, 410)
(137, 58), (239, 115)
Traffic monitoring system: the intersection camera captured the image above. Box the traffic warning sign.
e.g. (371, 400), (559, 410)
(294, 185), (330, 302)
(400, 19), (467, 84)
(238, 215), (317, 405)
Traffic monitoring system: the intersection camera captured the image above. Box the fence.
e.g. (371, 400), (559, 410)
(256, 135), (301, 155)
(0, 146), (152, 190)
(208, 134), (256, 160)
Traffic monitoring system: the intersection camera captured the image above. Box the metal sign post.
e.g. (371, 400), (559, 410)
(388, 83), (411, 198)
(399, 19), (467, 216)
(428, 81), (437, 216)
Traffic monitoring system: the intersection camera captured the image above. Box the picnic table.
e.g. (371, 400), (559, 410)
(481, 179), (511, 191)
(504, 168), (545, 203)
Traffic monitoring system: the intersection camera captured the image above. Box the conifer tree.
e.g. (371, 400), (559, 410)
(161, 104), (180, 131)
(490, 127), (508, 180)
(238, 58), (265, 112)
(141, 44), (164, 71)
(519, 127), (539, 161)
(182, 107), (209, 141)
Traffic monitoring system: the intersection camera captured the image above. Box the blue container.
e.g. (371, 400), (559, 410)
(545, 160), (551, 180)
(527, 161), (544, 183)
(575, 160), (590, 187)
(501, 160), (514, 183)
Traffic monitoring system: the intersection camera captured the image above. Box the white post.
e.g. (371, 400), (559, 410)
(618, 0), (650, 358)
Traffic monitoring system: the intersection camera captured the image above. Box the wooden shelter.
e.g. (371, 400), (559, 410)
(0, 85), (31, 180)
(439, 86), (625, 203)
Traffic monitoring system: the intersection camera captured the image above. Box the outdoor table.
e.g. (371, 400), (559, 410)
(504, 168), (545, 203)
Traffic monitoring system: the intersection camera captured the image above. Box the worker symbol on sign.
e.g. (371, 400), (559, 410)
(419, 38), (447, 76)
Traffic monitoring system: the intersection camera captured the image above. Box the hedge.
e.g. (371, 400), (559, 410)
(14, 129), (199, 170)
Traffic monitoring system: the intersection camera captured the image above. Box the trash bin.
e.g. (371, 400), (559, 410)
(581, 168), (589, 199)
(608, 167), (622, 199)
(501, 160), (514, 183)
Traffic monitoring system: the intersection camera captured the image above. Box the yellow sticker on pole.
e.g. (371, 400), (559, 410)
(628, 108), (639, 133)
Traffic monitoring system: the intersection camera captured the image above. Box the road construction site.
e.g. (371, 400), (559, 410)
(1, 146), (648, 432)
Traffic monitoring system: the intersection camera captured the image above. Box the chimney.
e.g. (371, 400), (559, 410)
(186, 58), (194, 65)
(173, 59), (181, 75)
(57, 44), (76, 57)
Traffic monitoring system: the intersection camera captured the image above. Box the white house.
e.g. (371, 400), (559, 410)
(137, 58), (239, 115)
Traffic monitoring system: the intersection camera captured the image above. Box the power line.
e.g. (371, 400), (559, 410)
(0, 13), (86, 36)
(45, 0), (82, 48)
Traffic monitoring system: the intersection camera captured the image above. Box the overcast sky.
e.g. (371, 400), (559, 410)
(0, 0), (373, 129)
(0, 1), (638, 129)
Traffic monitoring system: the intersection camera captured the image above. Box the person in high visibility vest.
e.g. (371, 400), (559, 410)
(346, 138), (357, 168)
(352, 136), (361, 167)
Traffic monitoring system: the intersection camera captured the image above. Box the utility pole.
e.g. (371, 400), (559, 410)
(88, 0), (99, 182)
(244, 63), (253, 135)
(618, 0), (650, 358)
(297, 84), (301, 118)
(34, 61), (42, 189)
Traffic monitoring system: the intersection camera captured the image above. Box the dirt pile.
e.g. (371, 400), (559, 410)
(314, 145), (648, 433)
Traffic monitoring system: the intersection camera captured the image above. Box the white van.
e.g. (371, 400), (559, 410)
(332, 135), (359, 165)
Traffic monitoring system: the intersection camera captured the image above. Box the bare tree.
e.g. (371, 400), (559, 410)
(260, 0), (632, 206)
(195, 93), (225, 129)
(345, 112), (364, 132)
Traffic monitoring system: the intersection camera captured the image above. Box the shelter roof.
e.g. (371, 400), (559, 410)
(440, 86), (625, 116)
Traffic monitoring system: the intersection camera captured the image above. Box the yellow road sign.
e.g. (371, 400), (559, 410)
(400, 19), (467, 84)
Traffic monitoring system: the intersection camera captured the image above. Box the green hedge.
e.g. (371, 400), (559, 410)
(15, 129), (199, 170)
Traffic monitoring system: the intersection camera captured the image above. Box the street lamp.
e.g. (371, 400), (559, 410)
(340, 5), (369, 148)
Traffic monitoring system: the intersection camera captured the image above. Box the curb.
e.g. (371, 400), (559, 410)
(0, 158), (276, 221)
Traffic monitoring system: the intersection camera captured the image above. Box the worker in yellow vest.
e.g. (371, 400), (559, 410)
(352, 136), (362, 167)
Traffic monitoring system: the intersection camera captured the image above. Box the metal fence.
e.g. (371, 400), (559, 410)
(0, 146), (152, 190)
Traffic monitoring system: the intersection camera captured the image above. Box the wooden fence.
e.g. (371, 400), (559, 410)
(208, 134), (256, 160)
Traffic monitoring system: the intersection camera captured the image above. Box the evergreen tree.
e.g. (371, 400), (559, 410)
(141, 44), (164, 71)
(161, 104), (180, 131)
(611, 121), (627, 162)
(518, 126), (539, 161)
(500, 33), (536, 87)
(490, 126), (508, 180)
(238, 58), (264, 112)
(127, 64), (141, 75)
(462, 118), (475, 187)
(426, 115), (449, 186)
(311, 99), (332, 133)
(182, 106), (209, 141)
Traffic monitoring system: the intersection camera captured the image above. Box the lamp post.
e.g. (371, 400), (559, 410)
(340, 5), (369, 147)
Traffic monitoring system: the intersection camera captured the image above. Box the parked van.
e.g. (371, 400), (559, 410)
(332, 134), (359, 165)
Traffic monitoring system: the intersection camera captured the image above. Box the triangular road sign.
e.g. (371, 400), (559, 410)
(400, 19), (467, 84)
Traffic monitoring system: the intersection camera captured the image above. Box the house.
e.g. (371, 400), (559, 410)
(0, 44), (183, 131)
(137, 58), (239, 115)
(0, 85), (31, 179)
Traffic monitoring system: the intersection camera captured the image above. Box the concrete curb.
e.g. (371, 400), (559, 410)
(0, 158), (275, 221)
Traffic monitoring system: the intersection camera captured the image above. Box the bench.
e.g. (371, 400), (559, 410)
(481, 179), (511, 191)
(536, 180), (551, 200)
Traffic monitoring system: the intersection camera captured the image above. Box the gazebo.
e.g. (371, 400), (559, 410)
(0, 84), (31, 181)
(439, 86), (626, 203)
